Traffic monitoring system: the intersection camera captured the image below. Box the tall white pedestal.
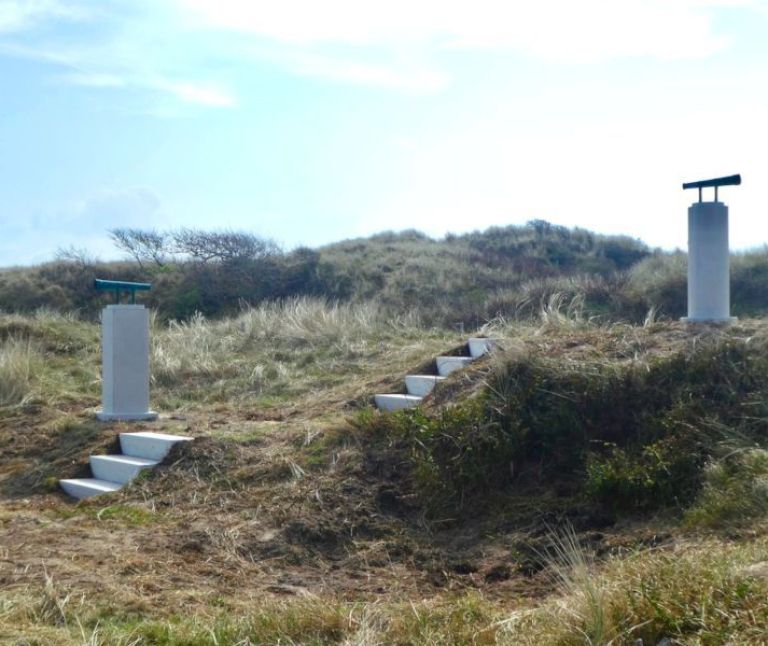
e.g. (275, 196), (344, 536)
(683, 201), (735, 323)
(97, 304), (157, 421)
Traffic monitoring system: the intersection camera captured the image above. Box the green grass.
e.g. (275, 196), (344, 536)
(52, 502), (160, 526)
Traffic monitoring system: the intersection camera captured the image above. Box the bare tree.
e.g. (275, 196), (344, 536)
(170, 229), (280, 263)
(109, 228), (168, 269)
(55, 245), (98, 268)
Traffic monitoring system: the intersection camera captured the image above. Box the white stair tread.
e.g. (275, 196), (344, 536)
(468, 337), (497, 358)
(375, 394), (422, 412)
(60, 478), (122, 500)
(120, 431), (193, 442)
(119, 431), (193, 460)
(91, 454), (159, 467)
(405, 375), (446, 396)
(436, 356), (475, 376)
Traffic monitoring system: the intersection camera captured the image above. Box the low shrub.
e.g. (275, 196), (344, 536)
(685, 448), (768, 528)
(360, 401), (516, 508)
(585, 438), (703, 513)
(361, 333), (768, 516)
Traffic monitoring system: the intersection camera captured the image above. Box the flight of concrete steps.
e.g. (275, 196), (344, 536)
(60, 431), (193, 500)
(374, 337), (495, 412)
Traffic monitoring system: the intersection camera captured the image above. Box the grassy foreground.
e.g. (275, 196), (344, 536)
(2, 301), (768, 644)
(3, 535), (768, 644)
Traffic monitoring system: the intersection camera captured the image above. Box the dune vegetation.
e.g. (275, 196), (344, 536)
(2, 224), (768, 643)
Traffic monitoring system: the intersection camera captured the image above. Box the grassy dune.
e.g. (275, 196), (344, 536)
(1, 301), (768, 644)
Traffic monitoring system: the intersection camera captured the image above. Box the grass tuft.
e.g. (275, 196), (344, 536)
(685, 448), (768, 528)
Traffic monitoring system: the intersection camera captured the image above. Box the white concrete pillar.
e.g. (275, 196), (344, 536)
(684, 201), (736, 323)
(97, 304), (157, 421)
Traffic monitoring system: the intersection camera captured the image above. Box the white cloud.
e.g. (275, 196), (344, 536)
(178, 0), (749, 63)
(1, 0), (757, 104)
(0, 2), (237, 111)
(169, 0), (758, 91)
(150, 78), (237, 107)
(277, 50), (449, 93)
(61, 71), (127, 87)
(0, 0), (87, 34)
(2, 42), (237, 110)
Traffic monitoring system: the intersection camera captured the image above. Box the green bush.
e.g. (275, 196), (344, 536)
(586, 438), (703, 513)
(358, 401), (516, 509)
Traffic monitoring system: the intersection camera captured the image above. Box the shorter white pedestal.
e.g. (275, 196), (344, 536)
(97, 304), (157, 422)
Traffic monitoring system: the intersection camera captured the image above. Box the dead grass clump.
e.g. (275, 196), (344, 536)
(537, 292), (591, 331)
(152, 313), (239, 386)
(0, 337), (40, 406)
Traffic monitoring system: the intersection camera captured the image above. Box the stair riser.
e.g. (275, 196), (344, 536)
(60, 479), (121, 500)
(120, 434), (190, 461)
(61, 432), (193, 500)
(375, 394), (422, 412)
(468, 338), (496, 358)
(436, 357), (474, 376)
(405, 376), (445, 397)
(90, 457), (155, 485)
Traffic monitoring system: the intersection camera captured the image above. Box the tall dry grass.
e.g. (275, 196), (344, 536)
(537, 293), (590, 331)
(0, 337), (39, 406)
(151, 297), (433, 398)
(536, 525), (612, 645)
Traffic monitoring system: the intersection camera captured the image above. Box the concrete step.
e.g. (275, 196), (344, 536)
(119, 431), (193, 461)
(405, 375), (446, 397)
(90, 454), (160, 485)
(436, 356), (475, 376)
(59, 478), (122, 500)
(374, 394), (422, 412)
(468, 337), (497, 358)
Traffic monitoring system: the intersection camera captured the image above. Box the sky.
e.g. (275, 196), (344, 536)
(1, 0), (768, 265)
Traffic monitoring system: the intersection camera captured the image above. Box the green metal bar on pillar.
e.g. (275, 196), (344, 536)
(94, 279), (152, 304)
